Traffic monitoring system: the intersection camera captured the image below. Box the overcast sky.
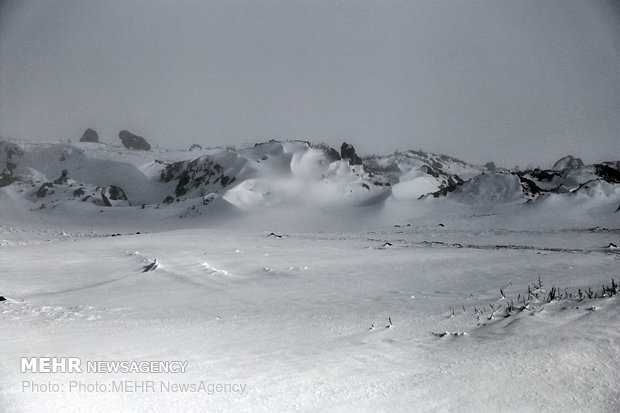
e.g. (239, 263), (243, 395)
(1, 0), (618, 167)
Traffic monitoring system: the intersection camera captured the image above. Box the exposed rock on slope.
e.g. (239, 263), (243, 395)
(79, 128), (99, 143)
(160, 155), (237, 197)
(101, 185), (131, 207)
(594, 164), (620, 184)
(0, 169), (17, 187)
(119, 130), (151, 151)
(53, 170), (69, 185)
(36, 182), (55, 198)
(340, 142), (362, 166)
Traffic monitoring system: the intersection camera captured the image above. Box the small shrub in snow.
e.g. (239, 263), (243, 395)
(462, 277), (619, 325)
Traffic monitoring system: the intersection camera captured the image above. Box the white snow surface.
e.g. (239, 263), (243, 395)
(1, 140), (619, 412)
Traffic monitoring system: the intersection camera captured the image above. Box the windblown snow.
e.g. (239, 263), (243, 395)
(1, 138), (619, 412)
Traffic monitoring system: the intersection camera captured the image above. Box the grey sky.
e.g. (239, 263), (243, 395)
(1, 0), (618, 167)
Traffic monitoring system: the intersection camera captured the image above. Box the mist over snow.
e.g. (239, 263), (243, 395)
(1, 1), (619, 167)
(1, 1), (620, 411)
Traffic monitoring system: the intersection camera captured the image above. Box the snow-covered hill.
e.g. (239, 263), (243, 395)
(3, 138), (617, 214)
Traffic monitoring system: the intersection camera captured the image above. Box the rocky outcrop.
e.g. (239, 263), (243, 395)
(119, 130), (151, 151)
(189, 144), (202, 151)
(326, 148), (341, 162)
(340, 142), (362, 166)
(36, 183), (54, 198)
(0, 169), (17, 187)
(594, 164), (620, 184)
(72, 187), (85, 198)
(421, 165), (440, 178)
(161, 156), (235, 197)
(553, 155), (584, 170)
(101, 185), (131, 207)
(53, 169), (69, 185)
(79, 128), (99, 143)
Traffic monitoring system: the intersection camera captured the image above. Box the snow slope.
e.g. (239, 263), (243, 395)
(1, 139), (619, 412)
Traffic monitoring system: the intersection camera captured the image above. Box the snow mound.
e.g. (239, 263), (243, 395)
(451, 173), (524, 205)
(572, 180), (619, 198)
(391, 176), (441, 200)
(222, 152), (381, 207)
(364, 149), (479, 195)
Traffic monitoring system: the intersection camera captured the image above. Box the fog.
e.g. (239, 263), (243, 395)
(1, 0), (618, 167)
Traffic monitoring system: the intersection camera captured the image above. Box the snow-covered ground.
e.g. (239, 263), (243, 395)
(1, 140), (619, 412)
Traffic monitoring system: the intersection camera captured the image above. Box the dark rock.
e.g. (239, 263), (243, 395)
(53, 169), (69, 185)
(326, 148), (341, 162)
(485, 162), (496, 171)
(142, 259), (159, 272)
(161, 156), (235, 197)
(0, 296), (6, 302)
(163, 195), (175, 204)
(72, 188), (85, 197)
(519, 176), (544, 197)
(552, 155), (584, 170)
(35, 183), (54, 198)
(430, 159), (443, 171)
(340, 142), (362, 165)
(421, 165), (439, 178)
(101, 185), (131, 207)
(189, 144), (202, 151)
(523, 168), (560, 182)
(79, 128), (99, 143)
(119, 130), (151, 151)
(594, 164), (620, 184)
(0, 169), (17, 187)
(160, 161), (186, 183)
(428, 175), (464, 198)
(220, 175), (235, 187)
